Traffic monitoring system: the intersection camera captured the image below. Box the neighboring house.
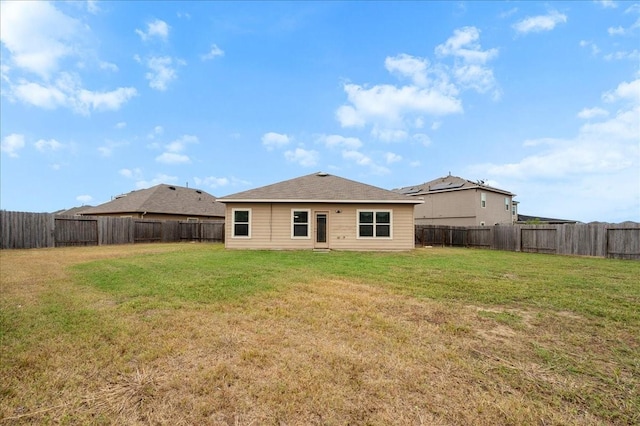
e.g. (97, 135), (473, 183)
(54, 206), (93, 216)
(217, 172), (424, 251)
(79, 184), (225, 221)
(393, 174), (517, 226)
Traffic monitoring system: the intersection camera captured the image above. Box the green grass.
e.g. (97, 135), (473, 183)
(73, 245), (640, 323)
(2, 243), (639, 425)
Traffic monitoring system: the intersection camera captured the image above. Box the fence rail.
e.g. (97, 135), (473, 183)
(416, 223), (640, 260)
(0, 211), (224, 249)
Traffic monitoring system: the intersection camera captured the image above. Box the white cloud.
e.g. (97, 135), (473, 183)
(76, 194), (93, 204)
(385, 54), (429, 86)
(135, 174), (178, 189)
(412, 133), (432, 146)
(284, 148), (318, 167)
(144, 56), (181, 91)
(595, 0), (617, 8)
(342, 150), (390, 175)
(371, 127), (408, 142)
(577, 107), (609, 119)
(201, 44), (225, 61)
(9, 72), (137, 114)
(155, 152), (190, 164)
(98, 139), (128, 157)
(34, 138), (63, 152)
(604, 49), (640, 61)
(99, 61), (118, 72)
(336, 27), (500, 141)
(194, 176), (229, 188)
(1, 133), (25, 157)
(336, 83), (462, 128)
(119, 168), (143, 179)
(385, 152), (402, 164)
(579, 40), (601, 56)
(512, 10), (567, 34)
(0, 1), (85, 78)
(166, 134), (198, 152)
(602, 79), (640, 103)
(148, 125), (164, 138)
(115, 122), (127, 129)
(319, 134), (363, 150)
(135, 19), (170, 42)
(262, 132), (290, 150)
(435, 27), (498, 64)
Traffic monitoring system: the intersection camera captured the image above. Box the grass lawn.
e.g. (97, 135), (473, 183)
(1, 243), (638, 425)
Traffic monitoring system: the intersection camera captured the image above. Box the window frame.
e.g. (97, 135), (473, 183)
(357, 209), (393, 239)
(291, 209), (311, 239)
(505, 197), (510, 211)
(481, 192), (487, 208)
(231, 208), (251, 238)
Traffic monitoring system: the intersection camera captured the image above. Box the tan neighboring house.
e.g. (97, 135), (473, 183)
(393, 174), (517, 226)
(79, 184), (225, 221)
(217, 172), (424, 251)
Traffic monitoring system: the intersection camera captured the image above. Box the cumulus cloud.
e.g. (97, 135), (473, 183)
(201, 44), (225, 61)
(512, 10), (567, 34)
(135, 174), (178, 189)
(284, 148), (318, 167)
(318, 134), (363, 150)
(194, 176), (229, 188)
(577, 107), (609, 119)
(1, 133), (25, 157)
(336, 27), (499, 141)
(119, 168), (143, 179)
(8, 72), (137, 114)
(342, 150), (390, 175)
(34, 138), (63, 152)
(385, 152), (402, 164)
(144, 56), (183, 91)
(262, 132), (290, 150)
(154, 134), (198, 164)
(76, 194), (93, 204)
(135, 19), (170, 42)
(0, 1), (85, 78)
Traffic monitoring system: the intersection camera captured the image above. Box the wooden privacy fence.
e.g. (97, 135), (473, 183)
(416, 223), (640, 260)
(0, 211), (224, 249)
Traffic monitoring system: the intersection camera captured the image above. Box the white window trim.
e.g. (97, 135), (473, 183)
(291, 209), (311, 239)
(505, 197), (510, 211)
(231, 208), (251, 238)
(481, 192), (486, 208)
(356, 209), (393, 239)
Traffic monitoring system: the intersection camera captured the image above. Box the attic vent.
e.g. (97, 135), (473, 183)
(195, 190), (202, 194)
(169, 186), (176, 190)
(317, 172), (328, 177)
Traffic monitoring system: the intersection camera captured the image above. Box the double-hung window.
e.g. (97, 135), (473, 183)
(232, 209), (251, 238)
(505, 197), (510, 211)
(291, 209), (310, 238)
(481, 193), (487, 208)
(358, 210), (391, 238)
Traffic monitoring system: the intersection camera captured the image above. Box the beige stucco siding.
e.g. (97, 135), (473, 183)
(224, 202), (416, 251)
(414, 189), (513, 226)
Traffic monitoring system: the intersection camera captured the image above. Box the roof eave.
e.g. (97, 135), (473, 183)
(219, 198), (424, 204)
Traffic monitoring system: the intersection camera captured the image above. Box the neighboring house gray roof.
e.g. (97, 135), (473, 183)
(219, 172), (423, 204)
(80, 184), (225, 217)
(393, 174), (515, 197)
(54, 206), (93, 215)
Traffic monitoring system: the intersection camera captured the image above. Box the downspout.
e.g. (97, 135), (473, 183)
(141, 211), (147, 219)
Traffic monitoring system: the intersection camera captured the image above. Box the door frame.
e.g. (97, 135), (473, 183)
(314, 211), (329, 249)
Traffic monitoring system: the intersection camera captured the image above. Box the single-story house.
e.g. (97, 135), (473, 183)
(393, 174), (517, 226)
(217, 172), (424, 251)
(79, 184), (225, 221)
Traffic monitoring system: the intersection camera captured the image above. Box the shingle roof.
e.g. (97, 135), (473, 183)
(219, 172), (423, 204)
(393, 174), (515, 197)
(81, 184), (226, 217)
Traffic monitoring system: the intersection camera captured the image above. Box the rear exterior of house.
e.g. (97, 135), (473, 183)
(394, 174), (517, 226)
(218, 172), (422, 251)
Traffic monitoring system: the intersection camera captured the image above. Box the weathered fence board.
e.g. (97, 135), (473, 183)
(415, 223), (640, 260)
(55, 216), (98, 247)
(0, 211), (55, 249)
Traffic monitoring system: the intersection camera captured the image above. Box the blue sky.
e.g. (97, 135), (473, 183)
(1, 1), (639, 223)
